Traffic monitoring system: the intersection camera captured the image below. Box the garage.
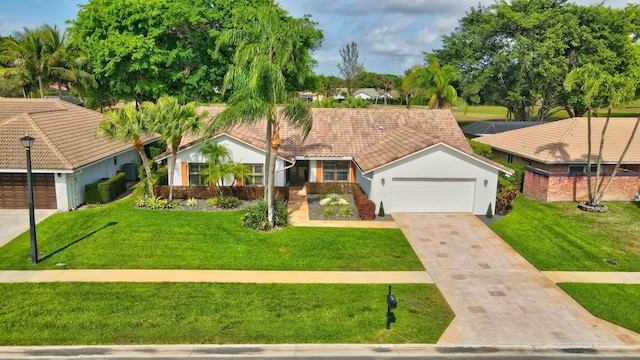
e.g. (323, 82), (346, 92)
(390, 178), (476, 213)
(0, 173), (57, 209)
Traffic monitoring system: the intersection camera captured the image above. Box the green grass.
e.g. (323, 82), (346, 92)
(452, 104), (639, 124)
(558, 283), (640, 334)
(0, 283), (453, 345)
(491, 196), (640, 271)
(0, 197), (423, 271)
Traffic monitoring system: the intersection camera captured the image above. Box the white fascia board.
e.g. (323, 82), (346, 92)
(0, 169), (73, 174)
(361, 142), (508, 175)
(294, 156), (353, 161)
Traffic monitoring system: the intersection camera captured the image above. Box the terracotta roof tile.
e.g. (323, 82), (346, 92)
(0, 98), (158, 171)
(191, 107), (472, 169)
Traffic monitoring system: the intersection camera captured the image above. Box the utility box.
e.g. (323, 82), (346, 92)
(121, 163), (138, 181)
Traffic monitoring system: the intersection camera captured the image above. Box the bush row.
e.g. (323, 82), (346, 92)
(153, 185), (289, 202)
(85, 173), (127, 204)
(305, 182), (352, 195)
(350, 183), (375, 220)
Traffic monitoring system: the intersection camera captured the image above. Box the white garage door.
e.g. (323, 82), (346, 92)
(391, 178), (475, 213)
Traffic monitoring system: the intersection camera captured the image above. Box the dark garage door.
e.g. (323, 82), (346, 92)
(0, 173), (57, 209)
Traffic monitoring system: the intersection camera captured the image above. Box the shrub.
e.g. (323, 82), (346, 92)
(186, 198), (198, 207)
(207, 197), (218, 206)
(242, 198), (289, 231)
(495, 159), (525, 192)
(84, 173), (127, 204)
(155, 166), (169, 186)
(323, 206), (334, 218)
(169, 200), (183, 210)
(305, 182), (351, 195)
(486, 203), (493, 218)
(134, 195), (148, 208)
(215, 196), (242, 209)
(378, 202), (385, 217)
(152, 185), (289, 201)
(338, 206), (353, 218)
(496, 189), (518, 215)
(351, 183), (375, 220)
(468, 139), (492, 158)
(146, 196), (164, 209)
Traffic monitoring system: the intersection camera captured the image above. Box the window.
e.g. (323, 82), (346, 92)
(244, 164), (264, 186)
(569, 165), (599, 174)
(507, 154), (513, 163)
(323, 160), (350, 182)
(189, 163), (209, 186)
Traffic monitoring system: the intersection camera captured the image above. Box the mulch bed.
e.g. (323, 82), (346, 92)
(307, 193), (394, 221)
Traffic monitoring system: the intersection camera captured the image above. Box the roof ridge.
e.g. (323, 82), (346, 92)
(21, 113), (74, 169)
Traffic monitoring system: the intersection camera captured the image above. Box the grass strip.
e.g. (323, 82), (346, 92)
(0, 283), (453, 345)
(0, 197), (423, 271)
(491, 196), (640, 271)
(558, 283), (640, 334)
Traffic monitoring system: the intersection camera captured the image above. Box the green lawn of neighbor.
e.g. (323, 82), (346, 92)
(491, 196), (640, 271)
(559, 283), (640, 334)
(0, 196), (423, 271)
(0, 283), (453, 345)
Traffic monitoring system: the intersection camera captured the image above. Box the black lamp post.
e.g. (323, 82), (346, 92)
(20, 134), (38, 264)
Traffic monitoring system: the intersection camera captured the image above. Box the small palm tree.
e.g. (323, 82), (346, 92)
(148, 96), (208, 201)
(404, 54), (467, 112)
(200, 142), (233, 187)
(97, 104), (155, 197)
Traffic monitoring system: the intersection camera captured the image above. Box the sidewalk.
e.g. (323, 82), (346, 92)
(0, 269), (432, 284)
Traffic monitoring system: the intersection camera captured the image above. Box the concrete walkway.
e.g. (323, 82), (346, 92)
(0, 269), (432, 284)
(543, 271), (640, 284)
(393, 213), (640, 347)
(288, 186), (398, 228)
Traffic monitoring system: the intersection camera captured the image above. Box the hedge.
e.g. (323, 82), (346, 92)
(153, 185), (289, 202)
(351, 183), (376, 220)
(305, 182), (352, 195)
(84, 173), (127, 204)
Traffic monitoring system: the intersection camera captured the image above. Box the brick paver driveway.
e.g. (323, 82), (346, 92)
(393, 213), (640, 346)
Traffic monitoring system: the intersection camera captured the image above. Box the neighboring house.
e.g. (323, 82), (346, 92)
(333, 88), (348, 100)
(0, 98), (157, 211)
(378, 89), (400, 100)
(43, 95), (84, 107)
(161, 107), (509, 214)
(474, 117), (640, 202)
(353, 88), (382, 101)
(462, 121), (543, 137)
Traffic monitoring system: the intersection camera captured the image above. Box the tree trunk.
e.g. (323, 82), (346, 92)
(592, 108), (611, 205)
(595, 115), (640, 204)
(168, 138), (181, 202)
(266, 146), (278, 227)
(37, 76), (44, 98)
(585, 109), (594, 205)
(134, 139), (154, 198)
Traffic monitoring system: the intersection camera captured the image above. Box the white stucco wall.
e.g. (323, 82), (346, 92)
(170, 134), (286, 186)
(364, 144), (499, 215)
(54, 173), (68, 211)
(355, 167), (372, 196)
(63, 149), (140, 210)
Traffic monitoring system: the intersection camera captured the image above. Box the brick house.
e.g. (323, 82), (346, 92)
(475, 117), (640, 202)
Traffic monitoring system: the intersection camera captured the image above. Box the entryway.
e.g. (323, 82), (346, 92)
(287, 160), (309, 186)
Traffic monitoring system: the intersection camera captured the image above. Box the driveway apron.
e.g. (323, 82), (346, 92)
(0, 209), (57, 248)
(393, 213), (640, 347)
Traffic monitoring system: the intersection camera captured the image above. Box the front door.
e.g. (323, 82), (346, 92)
(288, 160), (309, 186)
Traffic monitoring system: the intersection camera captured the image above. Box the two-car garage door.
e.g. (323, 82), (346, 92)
(391, 178), (475, 213)
(0, 173), (57, 209)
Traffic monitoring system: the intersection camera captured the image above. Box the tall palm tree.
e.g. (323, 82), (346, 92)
(564, 64), (639, 208)
(213, 5), (319, 228)
(97, 104), (155, 197)
(148, 96), (208, 201)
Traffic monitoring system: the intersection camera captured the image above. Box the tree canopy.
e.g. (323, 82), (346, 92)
(435, 0), (640, 121)
(69, 0), (318, 104)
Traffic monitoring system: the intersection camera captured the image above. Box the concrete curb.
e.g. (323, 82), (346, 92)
(1, 344), (640, 358)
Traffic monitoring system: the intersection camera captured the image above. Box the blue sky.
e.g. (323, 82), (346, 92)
(0, 0), (630, 76)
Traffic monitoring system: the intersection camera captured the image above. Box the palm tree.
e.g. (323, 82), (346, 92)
(0, 24), (95, 98)
(148, 96), (208, 201)
(564, 64), (639, 208)
(404, 54), (467, 112)
(213, 4), (319, 228)
(200, 142), (233, 187)
(97, 104), (155, 197)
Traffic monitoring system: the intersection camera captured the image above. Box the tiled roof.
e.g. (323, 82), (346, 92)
(0, 98), (157, 171)
(178, 107), (477, 172)
(474, 117), (640, 164)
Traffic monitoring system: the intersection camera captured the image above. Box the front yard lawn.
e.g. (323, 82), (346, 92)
(0, 196), (423, 271)
(491, 196), (640, 271)
(558, 283), (640, 334)
(0, 283), (453, 345)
